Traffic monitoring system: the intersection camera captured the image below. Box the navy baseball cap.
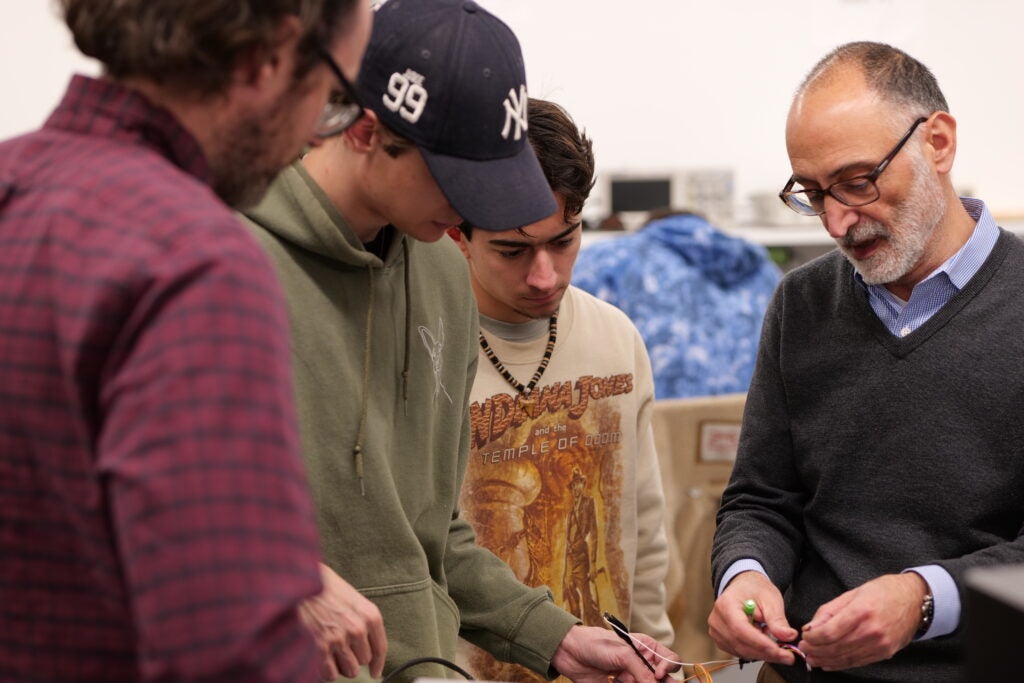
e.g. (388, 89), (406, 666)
(357, 0), (557, 231)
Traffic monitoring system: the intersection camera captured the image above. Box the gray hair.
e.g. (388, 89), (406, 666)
(799, 41), (949, 126)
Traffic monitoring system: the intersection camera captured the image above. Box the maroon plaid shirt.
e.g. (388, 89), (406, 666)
(0, 76), (322, 683)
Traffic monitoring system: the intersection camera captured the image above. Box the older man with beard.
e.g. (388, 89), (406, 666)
(708, 41), (1024, 683)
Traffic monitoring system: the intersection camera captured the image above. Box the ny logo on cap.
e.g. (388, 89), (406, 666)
(501, 85), (528, 141)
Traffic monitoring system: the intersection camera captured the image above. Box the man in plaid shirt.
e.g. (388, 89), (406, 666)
(0, 1), (372, 681)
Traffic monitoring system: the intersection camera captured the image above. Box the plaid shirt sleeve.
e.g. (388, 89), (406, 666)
(0, 77), (324, 679)
(96, 225), (323, 682)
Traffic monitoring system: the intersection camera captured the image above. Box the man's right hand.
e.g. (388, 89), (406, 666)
(299, 563), (387, 680)
(707, 570), (799, 666)
(551, 624), (681, 683)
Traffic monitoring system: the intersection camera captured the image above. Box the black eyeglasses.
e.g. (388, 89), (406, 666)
(779, 116), (929, 216)
(314, 48), (364, 138)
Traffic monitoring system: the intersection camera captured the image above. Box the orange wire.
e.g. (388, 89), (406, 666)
(679, 660), (740, 682)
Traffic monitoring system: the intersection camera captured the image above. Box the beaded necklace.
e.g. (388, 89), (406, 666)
(478, 312), (557, 397)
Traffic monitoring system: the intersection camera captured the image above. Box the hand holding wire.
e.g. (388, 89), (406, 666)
(551, 623), (678, 683)
(740, 600), (810, 672)
(602, 612), (742, 682)
(603, 612), (657, 674)
(708, 570), (800, 668)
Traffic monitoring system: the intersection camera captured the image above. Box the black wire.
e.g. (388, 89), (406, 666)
(379, 656), (475, 683)
(602, 612), (657, 675)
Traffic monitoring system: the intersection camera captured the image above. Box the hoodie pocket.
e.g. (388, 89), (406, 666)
(364, 578), (463, 678)
(431, 579), (461, 634)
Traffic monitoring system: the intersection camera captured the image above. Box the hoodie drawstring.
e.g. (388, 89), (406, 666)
(401, 239), (411, 416)
(353, 265), (374, 497)
(353, 239), (412, 494)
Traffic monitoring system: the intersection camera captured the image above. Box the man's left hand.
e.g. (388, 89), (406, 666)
(798, 572), (928, 670)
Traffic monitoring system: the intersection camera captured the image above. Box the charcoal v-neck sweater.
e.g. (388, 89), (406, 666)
(713, 230), (1024, 682)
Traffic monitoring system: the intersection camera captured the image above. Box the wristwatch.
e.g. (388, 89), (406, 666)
(916, 593), (934, 638)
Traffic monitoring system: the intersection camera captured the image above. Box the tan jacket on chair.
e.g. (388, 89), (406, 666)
(651, 393), (746, 664)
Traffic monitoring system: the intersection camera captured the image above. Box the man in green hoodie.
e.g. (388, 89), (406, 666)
(240, 1), (680, 682)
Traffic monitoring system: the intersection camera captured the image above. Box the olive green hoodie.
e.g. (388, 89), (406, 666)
(240, 161), (578, 682)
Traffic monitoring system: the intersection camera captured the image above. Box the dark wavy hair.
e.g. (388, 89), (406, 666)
(461, 97), (594, 237)
(527, 98), (596, 224)
(60, 0), (361, 95)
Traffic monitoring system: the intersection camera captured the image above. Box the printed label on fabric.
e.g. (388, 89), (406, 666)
(469, 373), (633, 448)
(698, 421), (741, 463)
(382, 69), (428, 123)
(459, 372), (635, 683)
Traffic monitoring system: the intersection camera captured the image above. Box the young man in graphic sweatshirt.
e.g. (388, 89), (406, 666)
(448, 98), (674, 683)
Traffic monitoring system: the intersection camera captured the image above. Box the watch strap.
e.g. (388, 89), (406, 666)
(916, 592), (934, 638)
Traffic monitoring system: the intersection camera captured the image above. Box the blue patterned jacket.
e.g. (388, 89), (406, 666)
(572, 213), (782, 399)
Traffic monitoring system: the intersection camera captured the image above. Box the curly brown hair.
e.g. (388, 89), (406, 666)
(61, 0), (361, 96)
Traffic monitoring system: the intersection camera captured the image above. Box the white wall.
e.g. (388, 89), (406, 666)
(485, 0), (1024, 221)
(0, 2), (99, 137)
(4, 0), (1022, 220)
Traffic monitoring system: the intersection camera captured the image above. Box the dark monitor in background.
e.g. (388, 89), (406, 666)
(609, 178), (671, 213)
(965, 563), (1024, 679)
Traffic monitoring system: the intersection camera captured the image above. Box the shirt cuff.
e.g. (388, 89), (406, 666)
(903, 565), (960, 639)
(718, 559), (768, 597)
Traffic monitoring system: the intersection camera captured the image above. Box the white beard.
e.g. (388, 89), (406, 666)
(838, 156), (947, 287)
